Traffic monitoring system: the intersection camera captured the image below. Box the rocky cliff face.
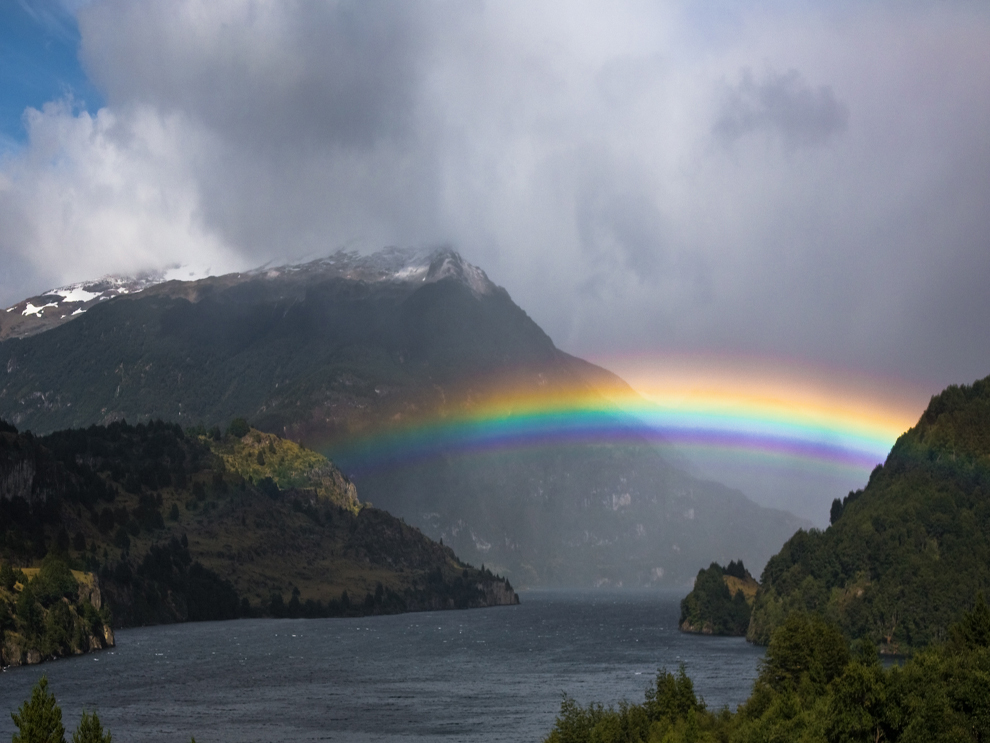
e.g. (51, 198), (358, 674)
(480, 578), (520, 607)
(0, 571), (115, 670)
(0, 431), (46, 506)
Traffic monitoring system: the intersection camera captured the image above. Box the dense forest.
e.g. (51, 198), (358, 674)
(1, 417), (515, 666)
(748, 375), (990, 652)
(545, 596), (990, 743)
(679, 560), (756, 636)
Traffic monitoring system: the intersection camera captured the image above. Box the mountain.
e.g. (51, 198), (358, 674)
(0, 247), (808, 587)
(749, 375), (990, 652)
(0, 418), (517, 642)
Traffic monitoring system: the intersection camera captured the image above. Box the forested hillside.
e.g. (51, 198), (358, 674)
(0, 418), (517, 658)
(749, 375), (990, 651)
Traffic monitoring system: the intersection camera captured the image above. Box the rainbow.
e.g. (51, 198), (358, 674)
(329, 356), (926, 476)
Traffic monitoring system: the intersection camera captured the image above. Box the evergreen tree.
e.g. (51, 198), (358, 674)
(1, 561), (16, 591)
(71, 711), (111, 743)
(11, 676), (65, 743)
(226, 418), (250, 438)
(32, 554), (78, 606)
(17, 583), (44, 643)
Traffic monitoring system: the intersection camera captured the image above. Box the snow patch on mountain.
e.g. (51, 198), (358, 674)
(256, 247), (496, 296)
(0, 247), (495, 341)
(55, 287), (101, 304)
(22, 302), (59, 317)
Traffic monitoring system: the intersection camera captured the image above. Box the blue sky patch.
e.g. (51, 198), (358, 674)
(0, 0), (104, 147)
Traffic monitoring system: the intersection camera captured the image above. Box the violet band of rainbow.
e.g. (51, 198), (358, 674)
(329, 392), (901, 475)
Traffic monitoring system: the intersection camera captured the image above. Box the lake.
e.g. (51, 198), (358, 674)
(0, 589), (764, 742)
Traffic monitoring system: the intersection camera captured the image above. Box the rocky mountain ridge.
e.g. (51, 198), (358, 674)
(0, 247), (496, 343)
(0, 246), (808, 588)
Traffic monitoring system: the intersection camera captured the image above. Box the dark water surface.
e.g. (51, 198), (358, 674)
(0, 590), (763, 742)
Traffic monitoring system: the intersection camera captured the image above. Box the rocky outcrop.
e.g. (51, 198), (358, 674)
(480, 578), (520, 606)
(0, 429), (69, 506)
(0, 570), (115, 670)
(679, 619), (715, 635)
(0, 619), (115, 669)
(0, 431), (39, 503)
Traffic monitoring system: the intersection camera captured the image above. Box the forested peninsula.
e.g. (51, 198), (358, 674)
(0, 417), (516, 667)
(750, 375), (990, 652)
(676, 375), (990, 656)
(679, 560), (756, 636)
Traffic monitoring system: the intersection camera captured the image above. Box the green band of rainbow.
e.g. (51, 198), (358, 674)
(329, 388), (905, 475)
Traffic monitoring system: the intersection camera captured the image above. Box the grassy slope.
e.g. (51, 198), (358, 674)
(724, 574), (759, 603)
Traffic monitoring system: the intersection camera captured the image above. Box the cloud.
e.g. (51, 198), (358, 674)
(0, 100), (240, 289)
(0, 0), (987, 400)
(77, 0), (427, 150)
(713, 67), (849, 148)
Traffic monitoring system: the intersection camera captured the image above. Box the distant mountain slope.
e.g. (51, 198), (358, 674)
(1, 419), (516, 634)
(0, 247), (807, 586)
(749, 375), (990, 651)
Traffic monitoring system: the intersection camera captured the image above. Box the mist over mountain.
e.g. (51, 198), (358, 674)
(0, 247), (807, 586)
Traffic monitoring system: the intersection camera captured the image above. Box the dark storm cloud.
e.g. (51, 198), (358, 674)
(78, 0), (426, 150)
(713, 68), (849, 148)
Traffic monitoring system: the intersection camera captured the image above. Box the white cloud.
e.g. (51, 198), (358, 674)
(0, 100), (242, 289)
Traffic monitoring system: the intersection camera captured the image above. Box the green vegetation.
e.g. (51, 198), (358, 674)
(0, 554), (113, 667)
(749, 375), (990, 652)
(680, 560), (756, 636)
(545, 597), (990, 742)
(11, 676), (65, 743)
(207, 425), (359, 512)
(1, 418), (516, 667)
(10, 677), (113, 743)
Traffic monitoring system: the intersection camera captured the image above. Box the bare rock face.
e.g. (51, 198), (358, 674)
(0, 454), (35, 502)
(2, 639), (24, 667)
(0, 429), (61, 506)
(78, 579), (103, 611)
(481, 579), (520, 606)
(25, 649), (42, 665)
(103, 625), (116, 647)
(679, 619), (715, 635)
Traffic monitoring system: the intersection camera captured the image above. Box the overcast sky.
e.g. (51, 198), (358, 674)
(2, 1), (989, 522)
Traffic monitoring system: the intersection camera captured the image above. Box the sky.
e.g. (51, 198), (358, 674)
(1, 0), (988, 523)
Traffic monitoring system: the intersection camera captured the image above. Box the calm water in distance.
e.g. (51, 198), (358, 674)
(0, 589), (764, 742)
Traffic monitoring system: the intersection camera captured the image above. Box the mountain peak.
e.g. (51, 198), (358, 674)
(258, 246), (496, 296)
(0, 246), (497, 341)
